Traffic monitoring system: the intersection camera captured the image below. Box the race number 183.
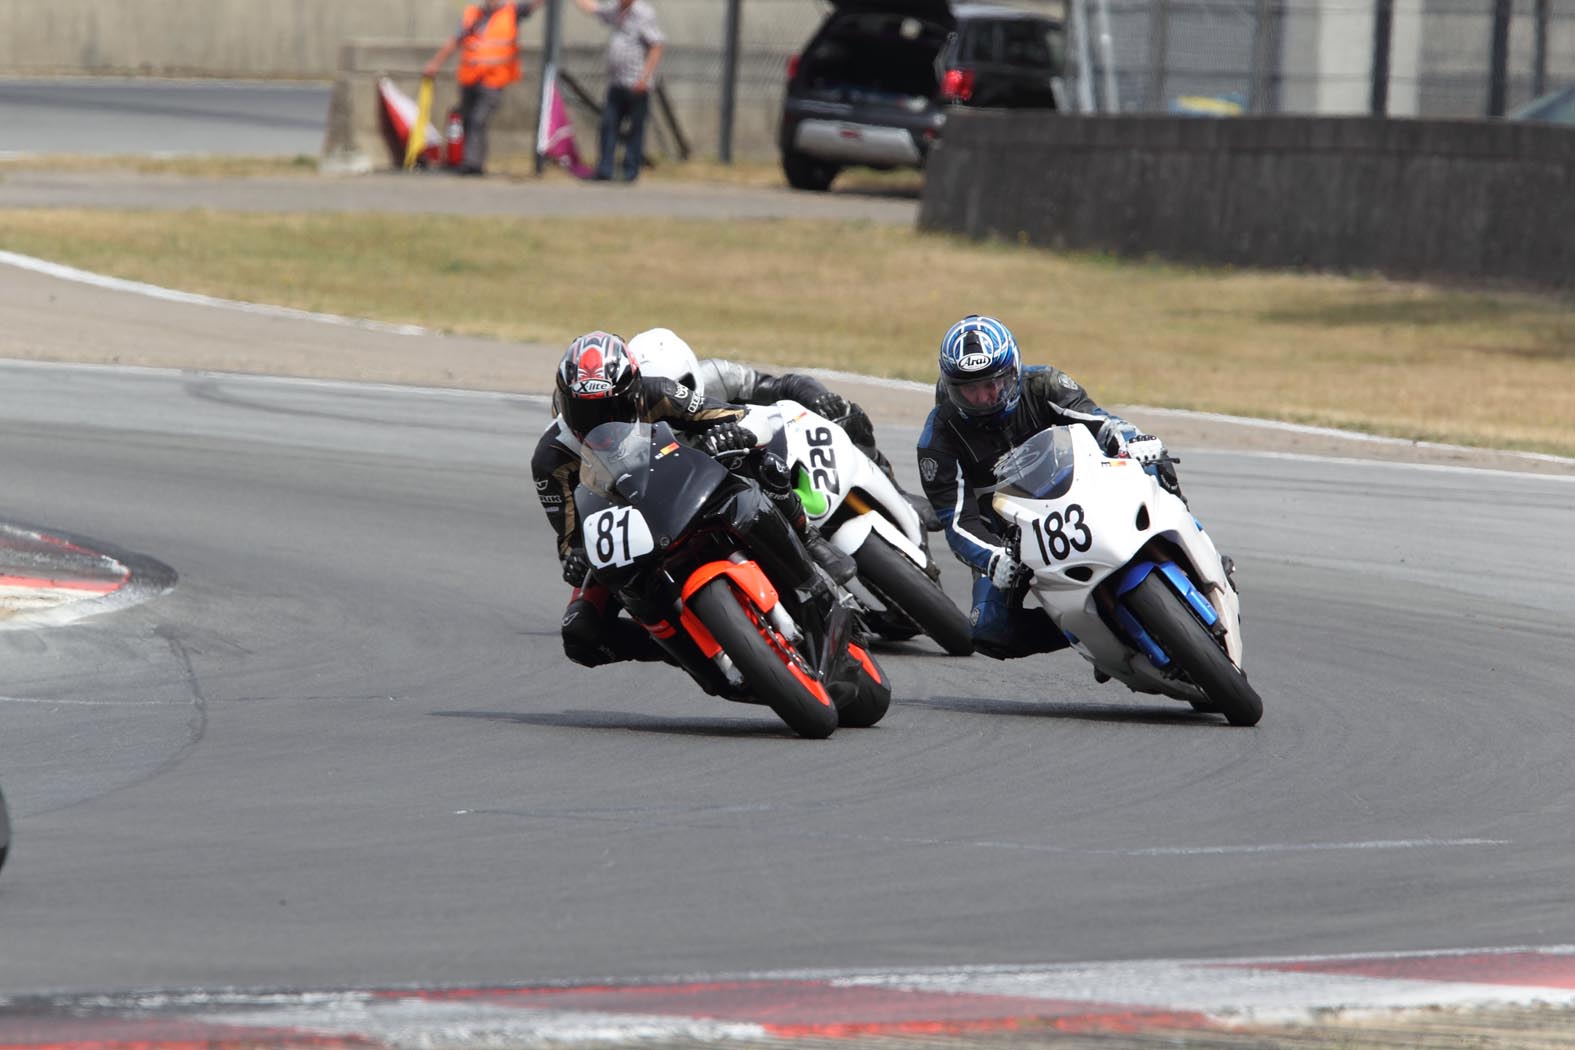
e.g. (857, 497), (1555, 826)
(1030, 504), (1092, 563)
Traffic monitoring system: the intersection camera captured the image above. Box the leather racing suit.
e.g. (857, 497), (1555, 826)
(532, 375), (830, 669)
(916, 365), (1145, 659)
(699, 358), (938, 528)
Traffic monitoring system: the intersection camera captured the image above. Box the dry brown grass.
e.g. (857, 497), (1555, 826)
(0, 153), (321, 177)
(2, 207), (1571, 455)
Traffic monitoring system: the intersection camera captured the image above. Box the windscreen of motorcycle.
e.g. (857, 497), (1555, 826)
(577, 420), (730, 542)
(992, 426), (1078, 500)
(579, 421), (658, 501)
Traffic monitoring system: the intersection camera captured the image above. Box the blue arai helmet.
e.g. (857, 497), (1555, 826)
(938, 315), (1021, 423)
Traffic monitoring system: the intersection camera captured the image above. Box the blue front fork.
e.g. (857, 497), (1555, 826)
(1111, 560), (1219, 669)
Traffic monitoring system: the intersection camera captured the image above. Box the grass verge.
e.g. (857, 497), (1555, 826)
(2, 207), (1572, 456)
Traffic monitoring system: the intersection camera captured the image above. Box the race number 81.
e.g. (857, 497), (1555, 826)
(584, 507), (656, 568)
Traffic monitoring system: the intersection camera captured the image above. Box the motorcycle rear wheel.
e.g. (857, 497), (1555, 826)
(687, 579), (839, 739)
(853, 535), (974, 656)
(1125, 574), (1263, 727)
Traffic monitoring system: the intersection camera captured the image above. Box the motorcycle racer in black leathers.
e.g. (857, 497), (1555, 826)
(534, 331), (850, 668)
(627, 327), (940, 531)
(916, 315), (1181, 660)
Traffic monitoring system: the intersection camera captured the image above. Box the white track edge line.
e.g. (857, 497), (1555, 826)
(0, 249), (427, 336)
(4, 251), (1570, 474)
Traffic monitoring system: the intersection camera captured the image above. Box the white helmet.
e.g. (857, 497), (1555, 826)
(627, 328), (704, 397)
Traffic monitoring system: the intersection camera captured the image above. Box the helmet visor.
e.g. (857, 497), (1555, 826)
(947, 373), (1015, 417)
(562, 391), (639, 439)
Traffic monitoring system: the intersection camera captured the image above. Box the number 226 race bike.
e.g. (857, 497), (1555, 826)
(990, 425), (1263, 726)
(574, 420), (892, 739)
(750, 400), (973, 656)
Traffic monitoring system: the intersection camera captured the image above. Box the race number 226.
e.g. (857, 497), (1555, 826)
(806, 426), (840, 494)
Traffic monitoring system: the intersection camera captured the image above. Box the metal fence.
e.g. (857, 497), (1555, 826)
(1065, 0), (1575, 117)
(538, 0), (1572, 161)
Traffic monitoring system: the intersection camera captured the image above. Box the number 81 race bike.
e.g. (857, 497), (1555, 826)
(990, 426), (1263, 726)
(574, 419), (891, 739)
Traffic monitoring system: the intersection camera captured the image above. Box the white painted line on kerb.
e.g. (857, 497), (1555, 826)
(0, 249), (428, 336)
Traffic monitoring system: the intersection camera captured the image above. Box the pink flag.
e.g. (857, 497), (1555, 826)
(540, 76), (593, 179)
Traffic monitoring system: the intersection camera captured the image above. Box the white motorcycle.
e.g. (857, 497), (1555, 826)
(989, 425), (1262, 726)
(742, 400), (973, 656)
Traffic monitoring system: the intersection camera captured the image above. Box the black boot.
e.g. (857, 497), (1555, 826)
(803, 529), (857, 585)
(757, 453), (857, 584)
(905, 490), (943, 532)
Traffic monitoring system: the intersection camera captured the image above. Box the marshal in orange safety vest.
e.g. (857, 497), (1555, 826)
(457, 2), (522, 90)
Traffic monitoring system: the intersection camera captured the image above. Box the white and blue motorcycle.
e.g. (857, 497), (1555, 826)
(990, 425), (1262, 726)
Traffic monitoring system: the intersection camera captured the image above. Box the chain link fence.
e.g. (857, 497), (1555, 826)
(572, 0), (1573, 159)
(1065, 0), (1575, 117)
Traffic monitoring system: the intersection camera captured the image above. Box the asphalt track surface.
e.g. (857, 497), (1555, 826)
(3, 94), (1575, 1038)
(2, 337), (1575, 997)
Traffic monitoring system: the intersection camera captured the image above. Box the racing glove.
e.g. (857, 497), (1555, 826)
(561, 547), (591, 587)
(1096, 417), (1140, 457)
(843, 402), (877, 447)
(1124, 435), (1166, 465)
(810, 392), (877, 447)
(697, 421), (757, 461)
(809, 392), (849, 421)
(987, 550), (1029, 592)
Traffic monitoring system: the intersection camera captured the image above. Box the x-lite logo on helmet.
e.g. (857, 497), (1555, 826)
(563, 331), (631, 398)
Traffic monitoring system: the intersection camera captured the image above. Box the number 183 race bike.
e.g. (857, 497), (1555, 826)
(990, 425), (1263, 726)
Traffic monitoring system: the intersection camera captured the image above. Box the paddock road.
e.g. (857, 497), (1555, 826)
(1, 258), (1575, 1047)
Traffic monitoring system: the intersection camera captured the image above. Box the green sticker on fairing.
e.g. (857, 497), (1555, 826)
(794, 466), (829, 517)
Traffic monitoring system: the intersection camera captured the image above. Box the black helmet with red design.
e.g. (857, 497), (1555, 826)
(555, 331), (643, 440)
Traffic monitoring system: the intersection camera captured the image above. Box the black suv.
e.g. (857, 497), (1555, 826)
(779, 0), (1065, 191)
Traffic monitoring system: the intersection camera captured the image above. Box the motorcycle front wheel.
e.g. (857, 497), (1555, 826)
(687, 579), (839, 739)
(1124, 574), (1263, 727)
(853, 534), (974, 656)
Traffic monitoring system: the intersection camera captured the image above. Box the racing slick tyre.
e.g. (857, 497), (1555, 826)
(1125, 574), (1263, 727)
(687, 579), (839, 739)
(782, 149), (838, 192)
(834, 641), (892, 728)
(854, 534), (974, 656)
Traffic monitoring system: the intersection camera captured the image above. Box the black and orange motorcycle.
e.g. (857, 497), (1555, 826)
(574, 420), (891, 738)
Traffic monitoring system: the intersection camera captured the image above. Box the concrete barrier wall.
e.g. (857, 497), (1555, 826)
(0, 1), (449, 76)
(919, 113), (1575, 289)
(0, 1), (812, 162)
(0, 0), (817, 77)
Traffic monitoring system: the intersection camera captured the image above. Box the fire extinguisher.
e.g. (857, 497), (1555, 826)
(445, 107), (465, 168)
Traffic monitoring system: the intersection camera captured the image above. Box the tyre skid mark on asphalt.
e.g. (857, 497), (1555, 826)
(9, 947), (1575, 1048)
